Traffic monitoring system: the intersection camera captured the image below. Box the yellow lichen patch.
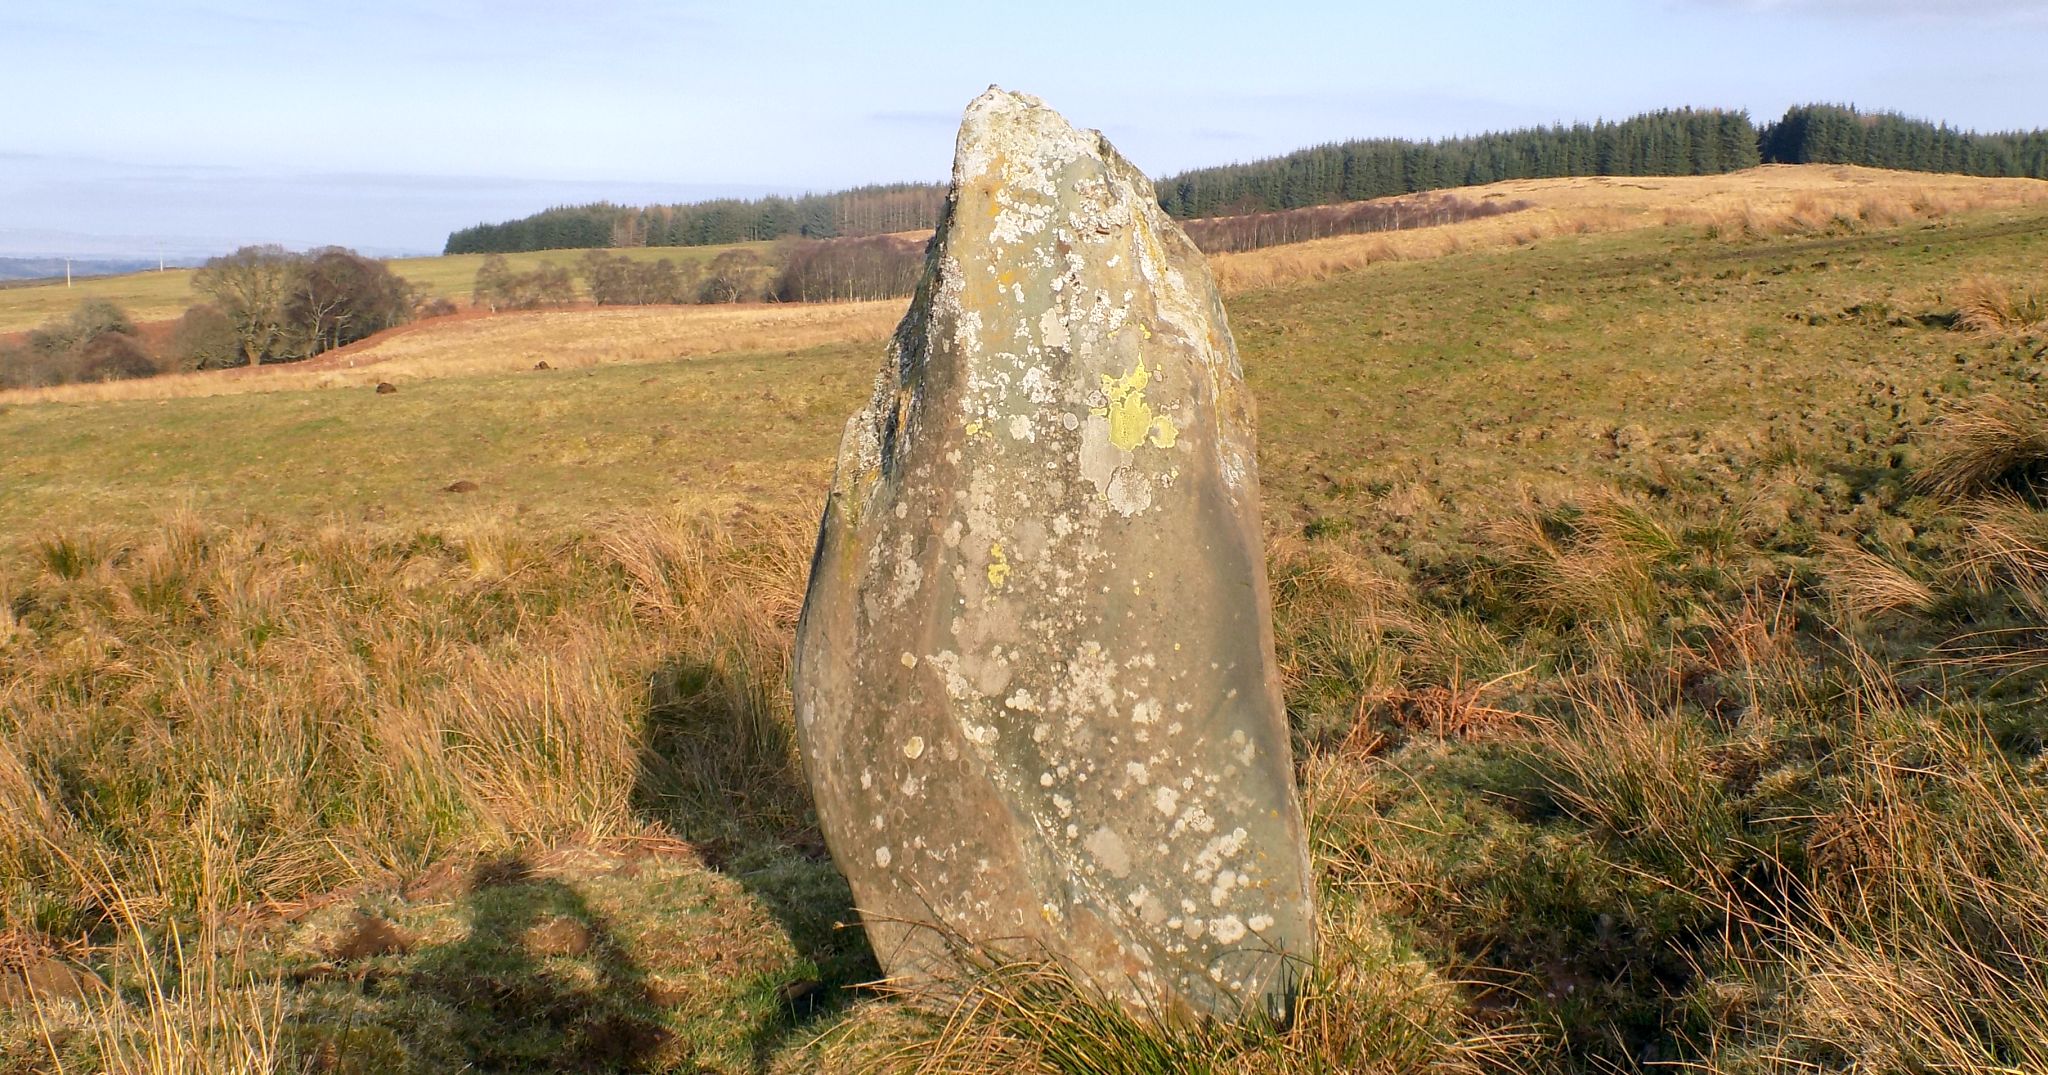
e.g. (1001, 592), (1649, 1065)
(987, 543), (1011, 591)
(1096, 361), (1180, 451)
(1099, 362), (1155, 451)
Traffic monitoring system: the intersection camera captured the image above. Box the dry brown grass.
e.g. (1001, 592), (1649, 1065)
(1208, 164), (2048, 292)
(1953, 274), (2048, 337)
(1958, 496), (2048, 616)
(1912, 395), (2048, 501)
(0, 507), (807, 935)
(1709, 692), (2048, 1072)
(0, 300), (902, 405)
(1818, 534), (1940, 621)
(805, 920), (1527, 1074)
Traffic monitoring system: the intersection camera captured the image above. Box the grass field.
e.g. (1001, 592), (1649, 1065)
(0, 301), (902, 405)
(0, 242), (777, 335)
(3, 164), (2041, 339)
(3, 188), (2047, 1072)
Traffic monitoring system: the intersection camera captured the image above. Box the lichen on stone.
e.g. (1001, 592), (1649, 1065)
(791, 85), (1315, 1024)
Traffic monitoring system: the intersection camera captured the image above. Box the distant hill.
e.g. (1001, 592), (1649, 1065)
(0, 257), (196, 284)
(446, 103), (2048, 256)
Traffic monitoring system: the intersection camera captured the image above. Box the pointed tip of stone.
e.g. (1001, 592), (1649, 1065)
(955, 86), (1099, 186)
(968, 85), (1045, 113)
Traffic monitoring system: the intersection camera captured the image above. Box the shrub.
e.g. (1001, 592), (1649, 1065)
(0, 300), (159, 388)
(578, 251), (697, 305)
(72, 332), (159, 382)
(472, 257), (576, 310)
(168, 303), (242, 370)
(774, 235), (924, 303)
(24, 299), (136, 356)
(699, 250), (770, 304)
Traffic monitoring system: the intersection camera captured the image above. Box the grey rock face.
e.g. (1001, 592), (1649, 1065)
(791, 87), (1315, 1020)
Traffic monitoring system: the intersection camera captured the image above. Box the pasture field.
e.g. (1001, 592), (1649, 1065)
(2, 163), (2041, 338)
(2, 195), (2047, 1072)
(0, 243), (777, 335)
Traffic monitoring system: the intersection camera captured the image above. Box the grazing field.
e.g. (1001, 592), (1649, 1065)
(0, 301), (902, 405)
(2, 196), (2047, 1072)
(0, 242), (777, 335)
(3, 164), (2042, 340)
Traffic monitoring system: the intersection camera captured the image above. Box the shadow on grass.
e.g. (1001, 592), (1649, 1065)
(404, 858), (673, 1072)
(630, 651), (881, 1065)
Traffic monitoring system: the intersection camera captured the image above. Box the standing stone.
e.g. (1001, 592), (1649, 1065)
(792, 87), (1315, 1021)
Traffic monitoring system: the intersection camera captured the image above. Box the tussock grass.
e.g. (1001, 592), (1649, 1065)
(1817, 534), (1940, 621)
(1953, 274), (2048, 337)
(36, 911), (288, 1075)
(1959, 495), (2048, 614)
(801, 915), (1527, 1074)
(1912, 395), (2048, 501)
(0, 509), (805, 934)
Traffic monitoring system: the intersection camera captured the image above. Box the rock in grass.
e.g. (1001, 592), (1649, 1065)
(792, 87), (1315, 1021)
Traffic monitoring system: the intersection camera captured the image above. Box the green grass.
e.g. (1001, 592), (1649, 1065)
(0, 342), (864, 535)
(6, 212), (2043, 539)
(3, 206), (2047, 1072)
(0, 242), (779, 335)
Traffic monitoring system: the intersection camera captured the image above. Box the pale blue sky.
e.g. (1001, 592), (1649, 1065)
(4, 0), (2045, 256)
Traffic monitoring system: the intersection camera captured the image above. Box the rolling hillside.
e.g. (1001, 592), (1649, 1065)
(2, 171), (2047, 1072)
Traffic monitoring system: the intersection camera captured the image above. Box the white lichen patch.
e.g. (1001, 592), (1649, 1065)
(1153, 787), (1179, 817)
(1085, 826), (1132, 878)
(1037, 307), (1070, 351)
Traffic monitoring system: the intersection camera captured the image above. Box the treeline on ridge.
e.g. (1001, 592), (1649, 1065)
(1759, 104), (2048, 177)
(472, 193), (1532, 313)
(444, 183), (946, 256)
(447, 103), (2048, 257)
(1158, 108), (1762, 218)
(1161, 103), (2048, 218)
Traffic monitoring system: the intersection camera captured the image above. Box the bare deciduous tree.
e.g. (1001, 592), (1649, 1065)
(192, 245), (297, 366)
